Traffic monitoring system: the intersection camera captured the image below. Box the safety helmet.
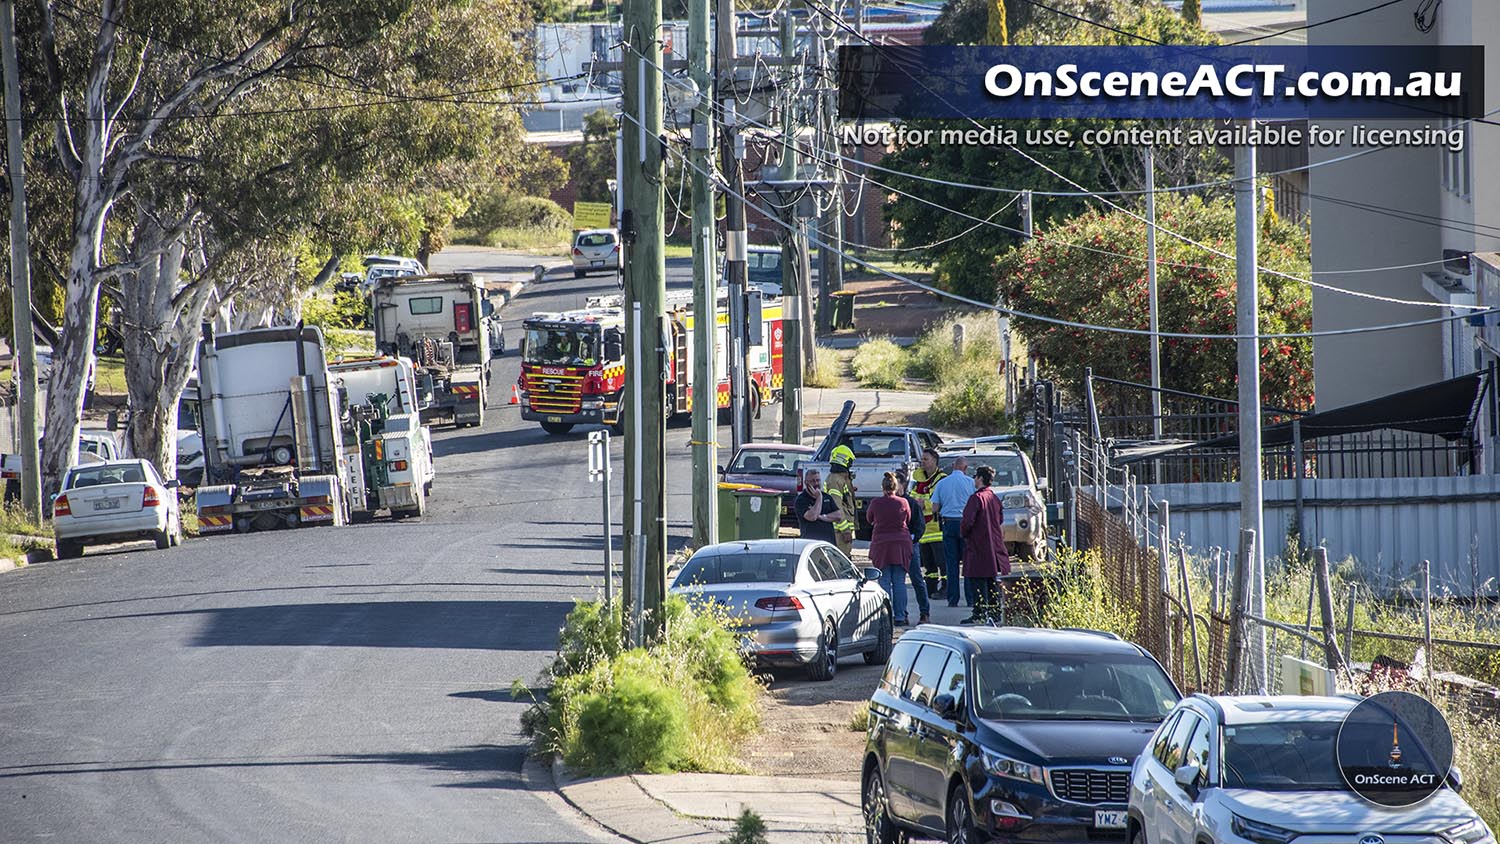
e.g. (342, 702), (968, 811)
(830, 444), (855, 470)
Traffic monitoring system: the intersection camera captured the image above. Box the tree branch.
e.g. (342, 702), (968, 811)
(39, 1), (81, 178)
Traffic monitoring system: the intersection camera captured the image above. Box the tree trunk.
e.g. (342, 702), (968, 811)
(40, 235), (103, 497)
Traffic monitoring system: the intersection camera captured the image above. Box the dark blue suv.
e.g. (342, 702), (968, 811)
(861, 627), (1181, 844)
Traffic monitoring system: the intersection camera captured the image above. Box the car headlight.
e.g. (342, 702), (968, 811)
(1443, 820), (1493, 844)
(1002, 493), (1030, 510)
(1230, 814), (1297, 844)
(980, 749), (1044, 784)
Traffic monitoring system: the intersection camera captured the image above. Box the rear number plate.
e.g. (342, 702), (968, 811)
(251, 500), (281, 510)
(547, 416), (563, 423)
(591, 260), (604, 267)
(93, 498), (122, 512)
(1094, 811), (1126, 829)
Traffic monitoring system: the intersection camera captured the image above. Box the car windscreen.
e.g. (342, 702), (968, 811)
(523, 327), (599, 366)
(728, 449), (803, 475)
(67, 465), (146, 488)
(840, 433), (905, 458)
(940, 454), (1027, 487)
(577, 233), (615, 247)
(973, 653), (1178, 722)
(747, 250), (781, 283)
(1221, 722), (1345, 790)
(673, 552), (799, 585)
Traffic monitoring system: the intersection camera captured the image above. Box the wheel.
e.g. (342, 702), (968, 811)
(864, 605), (894, 665)
(169, 518), (183, 546)
(749, 385), (762, 419)
(806, 618), (838, 681)
(423, 479), (433, 498)
(946, 782), (985, 844)
(1130, 826), (1147, 844)
(863, 766), (907, 844)
(414, 490), (427, 518)
(56, 540), (83, 560)
(541, 421), (574, 435)
(574, 269), (586, 279)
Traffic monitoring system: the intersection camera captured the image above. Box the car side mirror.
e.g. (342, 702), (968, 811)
(933, 693), (959, 719)
(862, 566), (883, 583)
(481, 298), (495, 318)
(1036, 476), (1049, 491)
(1448, 765), (1463, 793)
(1174, 762), (1201, 791)
(717, 465), (725, 475)
(166, 479), (182, 490)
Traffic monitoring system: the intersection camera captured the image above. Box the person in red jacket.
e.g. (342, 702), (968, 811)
(959, 464), (1012, 625)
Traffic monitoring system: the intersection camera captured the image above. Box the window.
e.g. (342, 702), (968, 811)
(1161, 713), (1201, 772)
(727, 448), (806, 475)
(576, 232), (616, 247)
(1182, 717), (1212, 787)
(1221, 722), (1344, 790)
(939, 651), (968, 712)
(881, 640), (922, 696)
(972, 652), (1179, 721)
(408, 297), (443, 315)
(1153, 712), (1183, 764)
(672, 551), (800, 585)
(1442, 118), (1471, 200)
(824, 546), (858, 580)
(807, 549), (840, 582)
(905, 645), (954, 708)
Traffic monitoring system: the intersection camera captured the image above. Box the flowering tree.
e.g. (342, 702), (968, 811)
(996, 192), (1314, 411)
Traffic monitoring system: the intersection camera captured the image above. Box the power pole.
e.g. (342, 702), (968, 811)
(814, 20), (843, 337)
(1234, 137), (1267, 691)
(779, 11), (804, 445)
(1, 0), (40, 521)
(688, 0), (717, 547)
(1146, 147), (1162, 484)
(717, 0), (751, 451)
(621, 0), (667, 644)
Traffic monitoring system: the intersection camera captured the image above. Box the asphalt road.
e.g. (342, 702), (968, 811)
(0, 247), (770, 842)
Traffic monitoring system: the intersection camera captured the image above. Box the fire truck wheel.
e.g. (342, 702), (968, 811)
(541, 421), (575, 435)
(749, 387), (762, 419)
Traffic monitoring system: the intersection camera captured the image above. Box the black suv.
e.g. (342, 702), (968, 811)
(861, 626), (1181, 844)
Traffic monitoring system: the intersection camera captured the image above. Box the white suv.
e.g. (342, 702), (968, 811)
(1127, 695), (1491, 844)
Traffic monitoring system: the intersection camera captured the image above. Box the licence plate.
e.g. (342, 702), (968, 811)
(547, 416), (563, 423)
(1094, 811), (1127, 829)
(92, 498), (122, 512)
(591, 260), (604, 267)
(251, 500), (282, 510)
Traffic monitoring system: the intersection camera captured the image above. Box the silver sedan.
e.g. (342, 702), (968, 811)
(52, 459), (183, 559)
(670, 538), (893, 681)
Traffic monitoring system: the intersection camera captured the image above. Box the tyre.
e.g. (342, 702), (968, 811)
(169, 519), (183, 546)
(423, 480), (433, 498)
(862, 766), (907, 844)
(56, 540), (83, 560)
(749, 385), (762, 419)
(864, 605), (894, 665)
(1013, 543), (1036, 562)
(946, 782), (985, 844)
(806, 618), (839, 681)
(541, 421), (574, 435)
(153, 529), (172, 550)
(1130, 826), (1147, 844)
(574, 269), (586, 279)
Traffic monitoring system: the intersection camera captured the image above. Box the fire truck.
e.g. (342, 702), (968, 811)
(517, 291), (784, 435)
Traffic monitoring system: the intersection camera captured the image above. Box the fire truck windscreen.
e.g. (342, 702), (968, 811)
(523, 326), (600, 366)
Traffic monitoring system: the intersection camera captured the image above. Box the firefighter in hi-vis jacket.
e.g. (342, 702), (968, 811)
(910, 447), (948, 600)
(826, 444), (859, 557)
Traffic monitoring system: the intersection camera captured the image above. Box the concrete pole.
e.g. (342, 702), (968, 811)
(815, 26), (843, 336)
(621, 0), (667, 641)
(717, 0), (750, 451)
(1234, 138), (1267, 691)
(1146, 147), (1162, 446)
(1, 0), (41, 521)
(688, 0), (717, 548)
(779, 13), (804, 445)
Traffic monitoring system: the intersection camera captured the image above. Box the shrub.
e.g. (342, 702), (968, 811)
(908, 312), (1001, 386)
(805, 345), (844, 389)
(301, 290), (370, 331)
(928, 364), (1010, 434)
(461, 191), (573, 234)
(851, 338), (908, 389)
(567, 651), (690, 773)
(722, 809), (769, 844)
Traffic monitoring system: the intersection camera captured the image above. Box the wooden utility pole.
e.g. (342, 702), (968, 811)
(1, 0), (40, 520)
(717, 0), (751, 451)
(688, 0), (717, 548)
(621, 0), (667, 643)
(779, 11), (804, 445)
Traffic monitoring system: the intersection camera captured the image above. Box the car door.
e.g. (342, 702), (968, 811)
(1142, 712), (1200, 844)
(894, 643), (954, 829)
(910, 647), (967, 832)
(875, 639), (924, 822)
(1157, 715), (1210, 844)
(809, 547), (863, 646)
(827, 545), (878, 645)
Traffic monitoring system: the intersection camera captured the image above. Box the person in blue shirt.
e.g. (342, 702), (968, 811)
(930, 456), (976, 609)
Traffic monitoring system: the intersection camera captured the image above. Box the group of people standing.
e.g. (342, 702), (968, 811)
(796, 446), (1011, 627)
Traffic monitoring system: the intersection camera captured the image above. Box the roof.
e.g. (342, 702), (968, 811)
(695, 538), (825, 556)
(1204, 694), (1358, 725)
(902, 625), (1148, 658)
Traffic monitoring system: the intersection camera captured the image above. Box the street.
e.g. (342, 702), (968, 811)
(0, 248), (741, 842)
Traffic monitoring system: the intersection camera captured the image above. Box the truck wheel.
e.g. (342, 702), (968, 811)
(541, 421), (574, 435)
(423, 480), (433, 498)
(749, 387), (762, 419)
(56, 540), (83, 560)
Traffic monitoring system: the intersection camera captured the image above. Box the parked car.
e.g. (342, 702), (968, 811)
(670, 538), (892, 681)
(938, 445), (1049, 561)
(1127, 694), (1490, 844)
(861, 626), (1181, 844)
(361, 255), (426, 291)
(571, 229), (621, 278)
(52, 459), (184, 559)
(720, 442), (814, 526)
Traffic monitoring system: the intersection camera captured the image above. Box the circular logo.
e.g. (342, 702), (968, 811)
(1359, 836), (1386, 844)
(1336, 691), (1454, 807)
(1108, 756), (1129, 766)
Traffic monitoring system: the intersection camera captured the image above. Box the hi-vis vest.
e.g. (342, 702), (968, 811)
(911, 468), (945, 544)
(826, 469), (857, 533)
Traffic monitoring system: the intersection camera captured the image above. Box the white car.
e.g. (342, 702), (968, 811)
(361, 255), (426, 291)
(52, 459), (183, 559)
(1127, 694), (1491, 844)
(571, 229), (620, 278)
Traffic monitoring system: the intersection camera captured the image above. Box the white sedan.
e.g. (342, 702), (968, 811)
(52, 459), (183, 559)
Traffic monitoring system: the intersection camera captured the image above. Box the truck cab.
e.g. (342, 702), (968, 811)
(330, 356), (436, 520)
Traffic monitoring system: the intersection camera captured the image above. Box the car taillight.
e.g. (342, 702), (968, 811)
(53, 494), (71, 517)
(755, 596), (804, 610)
(572, 247), (583, 256)
(142, 486), (161, 507)
(611, 243), (620, 253)
(389, 460), (409, 471)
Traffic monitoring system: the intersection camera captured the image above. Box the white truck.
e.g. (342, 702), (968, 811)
(370, 272), (494, 428)
(193, 325), (357, 533)
(329, 355), (436, 520)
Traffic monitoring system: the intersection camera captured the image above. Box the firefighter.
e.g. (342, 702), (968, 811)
(826, 444), (859, 557)
(910, 447), (948, 600)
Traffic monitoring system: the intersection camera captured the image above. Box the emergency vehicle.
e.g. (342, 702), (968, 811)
(517, 290), (784, 435)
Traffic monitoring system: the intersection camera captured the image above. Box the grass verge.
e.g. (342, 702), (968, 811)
(520, 595), (761, 775)
(0, 503), (50, 537)
(805, 346), (845, 389)
(851, 339), (908, 389)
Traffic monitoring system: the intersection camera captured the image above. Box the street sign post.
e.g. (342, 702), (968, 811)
(588, 430), (614, 605)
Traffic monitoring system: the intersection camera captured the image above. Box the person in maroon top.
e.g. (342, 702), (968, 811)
(959, 464), (1012, 624)
(866, 471), (914, 625)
